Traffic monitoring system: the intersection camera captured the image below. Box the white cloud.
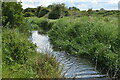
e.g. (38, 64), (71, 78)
(108, 0), (119, 4)
(77, 4), (88, 10)
(17, 0), (118, 10)
(18, 0), (71, 8)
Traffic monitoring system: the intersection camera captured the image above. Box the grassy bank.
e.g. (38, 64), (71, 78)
(25, 17), (55, 34)
(2, 28), (61, 78)
(48, 16), (120, 79)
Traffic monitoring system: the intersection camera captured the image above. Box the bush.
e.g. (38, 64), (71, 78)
(2, 2), (24, 28)
(48, 4), (62, 19)
(26, 17), (54, 33)
(24, 12), (35, 17)
(2, 28), (36, 64)
(38, 8), (49, 17)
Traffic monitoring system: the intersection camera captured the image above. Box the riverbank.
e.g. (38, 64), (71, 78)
(2, 28), (61, 78)
(47, 16), (120, 79)
(25, 16), (120, 79)
(31, 31), (109, 78)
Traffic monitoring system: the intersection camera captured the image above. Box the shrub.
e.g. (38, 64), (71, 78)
(2, 28), (36, 64)
(38, 8), (49, 17)
(24, 12), (35, 17)
(26, 17), (54, 33)
(2, 2), (24, 28)
(48, 4), (62, 19)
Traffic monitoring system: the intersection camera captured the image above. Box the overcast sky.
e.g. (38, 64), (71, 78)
(18, 0), (119, 10)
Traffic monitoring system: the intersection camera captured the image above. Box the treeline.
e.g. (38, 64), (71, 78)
(23, 3), (119, 19)
(2, 2), (61, 78)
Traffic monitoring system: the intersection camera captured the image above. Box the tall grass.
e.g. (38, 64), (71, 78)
(2, 28), (61, 78)
(48, 16), (120, 78)
(26, 17), (54, 34)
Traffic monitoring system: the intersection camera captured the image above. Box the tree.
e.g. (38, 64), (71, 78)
(24, 12), (34, 17)
(47, 5), (54, 10)
(64, 10), (70, 16)
(48, 3), (66, 19)
(69, 6), (80, 11)
(36, 6), (42, 17)
(38, 8), (49, 17)
(2, 2), (24, 28)
(100, 8), (105, 11)
(24, 8), (37, 16)
(87, 8), (93, 15)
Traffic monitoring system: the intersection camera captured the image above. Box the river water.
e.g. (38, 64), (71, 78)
(31, 31), (110, 79)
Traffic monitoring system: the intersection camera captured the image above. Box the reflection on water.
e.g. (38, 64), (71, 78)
(31, 31), (53, 53)
(31, 31), (109, 79)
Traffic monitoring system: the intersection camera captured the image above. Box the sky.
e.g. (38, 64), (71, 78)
(18, 0), (119, 10)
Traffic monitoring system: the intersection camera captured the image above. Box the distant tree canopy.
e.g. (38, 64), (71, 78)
(24, 8), (37, 16)
(48, 4), (61, 19)
(47, 5), (54, 10)
(48, 3), (69, 19)
(23, 4), (70, 19)
(2, 2), (24, 28)
(24, 12), (35, 17)
(87, 8), (93, 15)
(24, 8), (37, 13)
(69, 7), (80, 11)
(23, 3), (118, 18)
(37, 7), (49, 17)
(100, 8), (105, 11)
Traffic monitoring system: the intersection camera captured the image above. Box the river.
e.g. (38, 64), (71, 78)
(31, 31), (111, 79)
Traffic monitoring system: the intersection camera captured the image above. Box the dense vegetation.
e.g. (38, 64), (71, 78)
(2, 2), (61, 78)
(2, 28), (61, 78)
(24, 3), (119, 19)
(48, 17), (120, 78)
(2, 1), (119, 79)
(25, 17), (54, 34)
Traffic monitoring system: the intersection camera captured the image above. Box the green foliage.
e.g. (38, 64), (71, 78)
(48, 17), (120, 78)
(24, 8), (36, 12)
(2, 2), (24, 28)
(69, 7), (80, 11)
(2, 2), (61, 78)
(48, 3), (66, 19)
(2, 28), (36, 64)
(32, 54), (61, 78)
(2, 52), (61, 78)
(36, 6), (42, 17)
(26, 17), (54, 33)
(22, 4), (118, 18)
(87, 8), (93, 15)
(38, 19), (54, 32)
(24, 8), (37, 17)
(2, 2), (119, 78)
(38, 8), (49, 17)
(24, 12), (35, 17)
(2, 28), (61, 78)
(48, 5), (61, 19)
(2, 64), (37, 78)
